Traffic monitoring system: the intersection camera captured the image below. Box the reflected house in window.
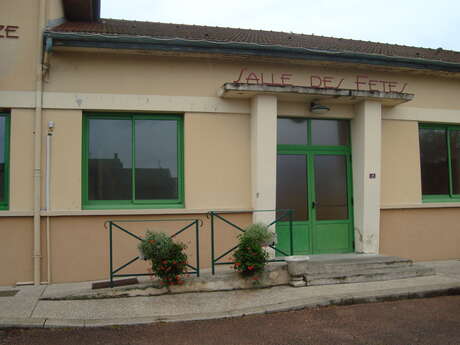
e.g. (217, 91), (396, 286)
(0, 162), (4, 201)
(136, 165), (178, 200)
(89, 153), (131, 200)
(89, 153), (177, 201)
(419, 128), (449, 195)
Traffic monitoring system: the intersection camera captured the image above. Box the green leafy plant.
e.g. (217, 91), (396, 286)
(138, 231), (188, 286)
(233, 223), (273, 277)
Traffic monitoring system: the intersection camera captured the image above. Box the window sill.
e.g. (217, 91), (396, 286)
(82, 203), (184, 210)
(381, 202), (460, 210)
(0, 210), (33, 217)
(422, 197), (460, 203)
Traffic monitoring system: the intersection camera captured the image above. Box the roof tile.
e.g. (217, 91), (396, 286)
(48, 19), (460, 64)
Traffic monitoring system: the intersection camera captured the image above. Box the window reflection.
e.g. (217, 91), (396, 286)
(419, 128), (449, 195)
(276, 154), (308, 221)
(450, 130), (460, 194)
(135, 120), (178, 200)
(311, 119), (349, 146)
(88, 119), (132, 200)
(0, 117), (5, 202)
(314, 155), (348, 220)
(277, 118), (307, 145)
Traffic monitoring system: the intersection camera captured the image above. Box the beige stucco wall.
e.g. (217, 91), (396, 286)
(42, 109), (82, 211)
(0, 0), (39, 92)
(185, 113), (251, 209)
(41, 51), (460, 111)
(9, 109), (34, 211)
(380, 208), (460, 261)
(0, 212), (251, 285)
(381, 120), (422, 206)
(0, 217), (33, 285)
(4, 109), (83, 213)
(46, 0), (65, 26)
(2, 0), (460, 286)
(22, 110), (251, 213)
(0, 216), (52, 286)
(47, 213), (250, 283)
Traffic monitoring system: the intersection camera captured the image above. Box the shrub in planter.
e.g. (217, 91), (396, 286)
(138, 231), (188, 286)
(233, 223), (274, 277)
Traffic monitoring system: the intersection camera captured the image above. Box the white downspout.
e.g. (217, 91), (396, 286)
(33, 0), (47, 286)
(45, 121), (54, 284)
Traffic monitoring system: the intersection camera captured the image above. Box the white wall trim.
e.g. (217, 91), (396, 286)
(0, 91), (251, 114)
(352, 100), (382, 254)
(0, 91), (36, 108)
(0, 211), (34, 217)
(383, 106), (460, 123)
(43, 92), (250, 114)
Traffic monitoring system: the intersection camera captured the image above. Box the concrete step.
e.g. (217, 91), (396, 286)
(305, 264), (434, 286)
(305, 255), (413, 275)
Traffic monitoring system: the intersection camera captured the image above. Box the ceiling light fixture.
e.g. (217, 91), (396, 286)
(310, 102), (330, 114)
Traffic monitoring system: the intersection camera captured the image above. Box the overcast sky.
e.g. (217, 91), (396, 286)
(101, 0), (460, 52)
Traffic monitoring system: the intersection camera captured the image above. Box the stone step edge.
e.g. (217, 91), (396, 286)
(307, 256), (412, 264)
(309, 257), (413, 265)
(305, 265), (434, 281)
(304, 261), (413, 274)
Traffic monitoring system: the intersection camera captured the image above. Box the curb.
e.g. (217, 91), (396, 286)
(1, 284), (460, 329)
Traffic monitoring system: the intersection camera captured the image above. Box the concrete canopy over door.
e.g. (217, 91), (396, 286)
(225, 84), (413, 254)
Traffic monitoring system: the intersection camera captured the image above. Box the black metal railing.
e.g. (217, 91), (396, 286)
(208, 209), (294, 275)
(105, 218), (201, 287)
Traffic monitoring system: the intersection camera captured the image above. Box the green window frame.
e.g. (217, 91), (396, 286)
(419, 123), (460, 202)
(0, 113), (10, 211)
(82, 113), (184, 210)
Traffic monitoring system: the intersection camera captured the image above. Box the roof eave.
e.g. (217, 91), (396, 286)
(44, 31), (460, 73)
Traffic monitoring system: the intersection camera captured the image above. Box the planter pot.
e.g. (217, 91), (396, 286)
(285, 255), (310, 287)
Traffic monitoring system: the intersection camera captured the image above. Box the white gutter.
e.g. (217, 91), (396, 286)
(33, 0), (46, 286)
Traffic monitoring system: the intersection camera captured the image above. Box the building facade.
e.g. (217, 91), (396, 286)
(1, 0), (460, 286)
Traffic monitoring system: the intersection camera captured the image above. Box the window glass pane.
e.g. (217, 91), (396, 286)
(419, 128), (449, 195)
(314, 155), (348, 220)
(135, 120), (178, 200)
(276, 154), (308, 221)
(277, 118), (307, 145)
(88, 119), (132, 200)
(451, 130), (460, 194)
(0, 117), (5, 202)
(311, 119), (349, 146)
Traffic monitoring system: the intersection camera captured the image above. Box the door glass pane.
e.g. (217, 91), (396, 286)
(277, 118), (307, 145)
(314, 155), (348, 220)
(276, 154), (308, 221)
(135, 120), (178, 200)
(88, 119), (132, 200)
(451, 130), (460, 194)
(419, 128), (449, 195)
(0, 117), (5, 202)
(311, 119), (349, 146)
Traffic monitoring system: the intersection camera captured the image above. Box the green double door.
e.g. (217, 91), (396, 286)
(276, 118), (354, 255)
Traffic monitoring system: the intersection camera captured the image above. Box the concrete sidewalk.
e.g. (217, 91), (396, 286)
(1, 260), (460, 328)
